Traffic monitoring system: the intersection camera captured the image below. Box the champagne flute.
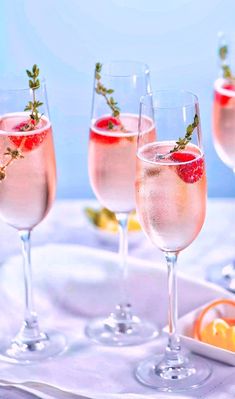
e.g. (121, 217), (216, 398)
(208, 33), (235, 290)
(135, 90), (211, 391)
(0, 66), (66, 363)
(87, 61), (158, 346)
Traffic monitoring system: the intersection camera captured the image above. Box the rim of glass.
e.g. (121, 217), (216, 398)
(100, 60), (150, 78)
(0, 112), (51, 136)
(91, 112), (154, 137)
(214, 77), (235, 97)
(0, 76), (46, 93)
(137, 141), (204, 165)
(140, 89), (199, 110)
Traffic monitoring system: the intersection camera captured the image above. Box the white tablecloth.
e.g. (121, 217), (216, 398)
(0, 198), (234, 399)
(1, 197), (233, 279)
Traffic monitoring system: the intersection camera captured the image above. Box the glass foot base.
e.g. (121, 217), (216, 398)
(136, 354), (212, 391)
(206, 261), (235, 292)
(0, 330), (67, 364)
(86, 315), (158, 346)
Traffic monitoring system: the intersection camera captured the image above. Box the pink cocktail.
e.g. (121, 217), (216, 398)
(0, 112), (56, 229)
(135, 90), (211, 391)
(136, 142), (206, 252)
(86, 61), (158, 346)
(89, 113), (155, 213)
(209, 64), (235, 288)
(0, 67), (66, 363)
(213, 78), (235, 170)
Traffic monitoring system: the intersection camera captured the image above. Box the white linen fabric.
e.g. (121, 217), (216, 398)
(0, 244), (233, 399)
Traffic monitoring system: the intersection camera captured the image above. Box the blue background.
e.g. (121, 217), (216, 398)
(1, 0), (235, 198)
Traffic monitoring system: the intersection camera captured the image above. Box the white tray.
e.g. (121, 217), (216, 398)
(177, 299), (235, 366)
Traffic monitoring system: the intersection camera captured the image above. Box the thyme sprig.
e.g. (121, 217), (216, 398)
(95, 62), (120, 120)
(170, 114), (199, 154)
(0, 148), (24, 181)
(20, 64), (43, 131)
(157, 114), (199, 160)
(219, 45), (234, 79)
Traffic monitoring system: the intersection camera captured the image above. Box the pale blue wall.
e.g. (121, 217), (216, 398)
(1, 0), (235, 198)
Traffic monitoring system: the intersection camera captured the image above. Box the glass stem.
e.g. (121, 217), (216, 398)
(165, 251), (183, 365)
(18, 229), (42, 341)
(116, 213), (129, 308)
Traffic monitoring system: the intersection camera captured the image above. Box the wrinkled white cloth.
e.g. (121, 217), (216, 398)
(0, 244), (233, 399)
(0, 199), (235, 399)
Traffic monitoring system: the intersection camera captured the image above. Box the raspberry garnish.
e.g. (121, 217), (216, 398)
(90, 116), (122, 144)
(215, 83), (235, 106)
(95, 116), (121, 130)
(9, 120), (48, 152)
(14, 120), (36, 130)
(170, 152), (204, 183)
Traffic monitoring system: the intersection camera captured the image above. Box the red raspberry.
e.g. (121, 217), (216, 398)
(9, 120), (48, 152)
(215, 83), (235, 106)
(90, 116), (121, 144)
(95, 116), (121, 130)
(170, 152), (204, 183)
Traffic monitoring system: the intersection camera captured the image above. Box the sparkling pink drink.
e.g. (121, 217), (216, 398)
(0, 112), (56, 230)
(89, 113), (155, 213)
(213, 78), (235, 169)
(136, 142), (206, 252)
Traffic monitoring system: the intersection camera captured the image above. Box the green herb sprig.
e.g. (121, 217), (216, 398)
(157, 114), (199, 160)
(20, 64), (43, 131)
(170, 114), (199, 154)
(95, 63), (120, 120)
(0, 146), (24, 181)
(219, 45), (234, 79)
